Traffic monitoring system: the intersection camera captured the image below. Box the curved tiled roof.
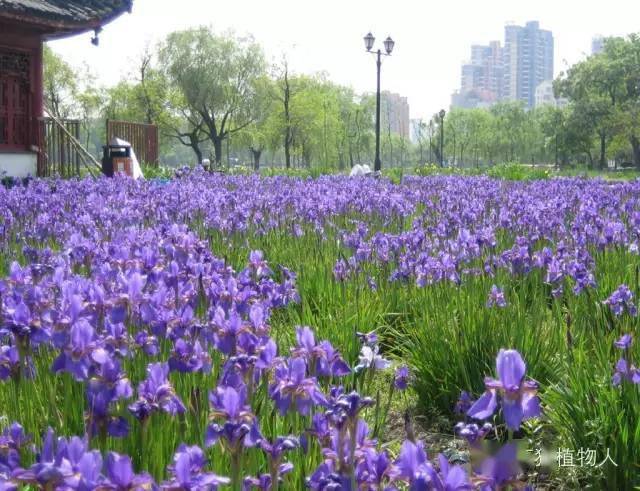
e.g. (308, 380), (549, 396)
(0, 0), (132, 36)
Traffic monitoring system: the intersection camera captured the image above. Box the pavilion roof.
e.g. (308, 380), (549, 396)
(0, 0), (132, 38)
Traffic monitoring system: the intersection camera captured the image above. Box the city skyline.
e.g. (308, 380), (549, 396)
(46, 0), (640, 120)
(452, 20), (555, 111)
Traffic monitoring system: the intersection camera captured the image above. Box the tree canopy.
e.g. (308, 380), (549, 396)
(43, 27), (640, 171)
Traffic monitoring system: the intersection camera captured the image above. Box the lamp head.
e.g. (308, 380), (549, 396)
(364, 32), (375, 51)
(383, 36), (395, 55)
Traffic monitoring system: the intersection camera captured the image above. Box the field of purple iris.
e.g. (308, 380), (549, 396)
(0, 169), (638, 490)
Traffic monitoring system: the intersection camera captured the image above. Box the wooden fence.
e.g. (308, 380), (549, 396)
(106, 119), (159, 166)
(36, 118), (82, 177)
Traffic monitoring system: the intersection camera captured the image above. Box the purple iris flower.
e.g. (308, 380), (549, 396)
(356, 331), (379, 346)
(612, 358), (640, 386)
(366, 275), (378, 292)
(103, 452), (155, 490)
(269, 358), (327, 415)
(169, 338), (212, 374)
(301, 413), (332, 453)
(220, 355), (258, 390)
(11, 428), (68, 489)
(126, 271), (146, 300)
(357, 449), (394, 489)
(291, 326), (351, 377)
(0, 423), (29, 477)
(474, 443), (521, 491)
(162, 444), (229, 490)
(85, 391), (130, 440)
(102, 321), (132, 357)
(395, 440), (471, 490)
(615, 334), (633, 350)
(248, 250), (272, 279)
(467, 349), (541, 431)
(243, 473), (274, 491)
(85, 357), (133, 439)
(258, 436), (298, 461)
(1, 299), (50, 347)
(248, 304), (268, 334)
(394, 439), (428, 481)
(0, 345), (20, 380)
(612, 334), (640, 385)
(454, 391), (474, 415)
(252, 437), (298, 490)
(333, 259), (349, 282)
(322, 419), (377, 475)
(394, 365), (410, 390)
(256, 338), (277, 372)
(206, 384), (262, 449)
(134, 330), (159, 356)
(603, 284), (637, 317)
(327, 391), (374, 423)
(129, 362), (186, 421)
(454, 422), (493, 447)
(51, 319), (106, 381)
(306, 461), (346, 490)
(435, 454), (473, 491)
(59, 436), (103, 490)
(212, 309), (245, 356)
(486, 285), (507, 308)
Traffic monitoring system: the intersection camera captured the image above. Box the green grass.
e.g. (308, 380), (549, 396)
(207, 219), (640, 489)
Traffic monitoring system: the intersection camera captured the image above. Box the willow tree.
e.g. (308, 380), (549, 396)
(159, 28), (266, 166)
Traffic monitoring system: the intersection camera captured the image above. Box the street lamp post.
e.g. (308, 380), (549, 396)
(439, 109), (446, 167)
(364, 32), (394, 173)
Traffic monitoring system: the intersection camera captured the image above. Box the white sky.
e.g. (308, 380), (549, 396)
(48, 0), (640, 120)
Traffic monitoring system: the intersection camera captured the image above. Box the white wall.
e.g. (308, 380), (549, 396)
(0, 153), (37, 178)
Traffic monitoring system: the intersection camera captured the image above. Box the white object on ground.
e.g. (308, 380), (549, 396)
(349, 164), (373, 177)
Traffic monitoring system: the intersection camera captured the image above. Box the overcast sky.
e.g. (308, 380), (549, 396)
(48, 0), (640, 120)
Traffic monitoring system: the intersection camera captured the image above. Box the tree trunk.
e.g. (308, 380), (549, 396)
(599, 132), (607, 170)
(250, 147), (262, 171)
(192, 143), (203, 165)
(631, 135), (640, 169)
(433, 144), (441, 165)
(283, 67), (292, 170)
(213, 138), (223, 167)
(284, 135), (291, 169)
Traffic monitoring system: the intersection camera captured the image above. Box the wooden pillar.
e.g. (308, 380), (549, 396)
(33, 40), (43, 119)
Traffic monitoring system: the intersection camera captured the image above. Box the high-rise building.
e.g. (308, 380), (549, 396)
(452, 41), (503, 109)
(409, 119), (423, 144)
(503, 21), (554, 108)
(592, 36), (605, 55)
(381, 91), (410, 139)
(534, 80), (568, 108)
(452, 21), (553, 110)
